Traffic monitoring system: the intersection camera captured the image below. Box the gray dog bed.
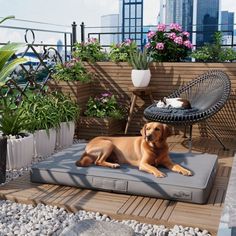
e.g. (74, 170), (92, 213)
(30, 143), (218, 204)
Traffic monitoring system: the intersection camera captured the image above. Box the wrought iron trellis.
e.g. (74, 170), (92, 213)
(0, 22), (76, 103)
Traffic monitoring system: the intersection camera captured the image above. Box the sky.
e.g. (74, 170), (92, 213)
(0, 0), (236, 44)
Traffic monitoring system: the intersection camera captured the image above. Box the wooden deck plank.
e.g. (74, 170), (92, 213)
(146, 199), (163, 218)
(138, 198), (156, 217)
(132, 197), (150, 216)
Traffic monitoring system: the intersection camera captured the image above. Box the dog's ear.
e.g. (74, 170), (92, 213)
(140, 124), (147, 138)
(161, 124), (171, 141)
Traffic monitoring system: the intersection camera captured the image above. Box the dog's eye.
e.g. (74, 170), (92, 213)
(155, 127), (160, 131)
(146, 127), (151, 130)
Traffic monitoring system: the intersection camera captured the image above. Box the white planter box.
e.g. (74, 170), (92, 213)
(33, 128), (56, 158)
(56, 121), (75, 149)
(131, 69), (151, 87)
(6, 134), (34, 170)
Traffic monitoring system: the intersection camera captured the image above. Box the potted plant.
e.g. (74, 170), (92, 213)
(146, 23), (193, 62)
(48, 57), (93, 112)
(79, 92), (124, 139)
(21, 93), (60, 158)
(0, 106), (34, 169)
(130, 48), (152, 87)
(53, 92), (80, 149)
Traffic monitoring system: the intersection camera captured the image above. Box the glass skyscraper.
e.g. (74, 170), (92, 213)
(196, 0), (220, 46)
(160, 0), (193, 32)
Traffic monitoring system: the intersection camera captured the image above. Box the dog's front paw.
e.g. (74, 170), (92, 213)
(154, 171), (166, 178)
(181, 169), (192, 176)
(111, 163), (120, 168)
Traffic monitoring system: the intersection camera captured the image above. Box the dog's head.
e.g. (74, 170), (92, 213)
(140, 122), (171, 144)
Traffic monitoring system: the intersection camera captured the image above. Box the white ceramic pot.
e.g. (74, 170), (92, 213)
(131, 69), (151, 87)
(56, 121), (75, 149)
(33, 128), (56, 158)
(6, 133), (34, 170)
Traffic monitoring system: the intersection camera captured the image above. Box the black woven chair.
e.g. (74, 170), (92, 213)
(144, 70), (231, 150)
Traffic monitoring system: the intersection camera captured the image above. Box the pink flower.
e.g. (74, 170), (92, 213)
(156, 42), (164, 50)
(182, 31), (190, 37)
(124, 39), (132, 45)
(147, 31), (156, 39)
(145, 42), (151, 48)
(168, 32), (176, 40)
(170, 23), (182, 32)
(88, 37), (97, 43)
(183, 40), (193, 49)
(157, 23), (166, 32)
(174, 36), (183, 45)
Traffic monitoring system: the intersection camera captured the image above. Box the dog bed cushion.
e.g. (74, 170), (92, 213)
(30, 143), (218, 204)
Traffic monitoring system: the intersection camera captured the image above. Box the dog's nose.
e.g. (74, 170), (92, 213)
(146, 134), (153, 141)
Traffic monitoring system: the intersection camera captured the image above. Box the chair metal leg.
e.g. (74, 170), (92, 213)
(205, 121), (227, 150)
(188, 125), (193, 153)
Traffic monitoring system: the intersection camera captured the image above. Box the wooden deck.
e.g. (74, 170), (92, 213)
(0, 135), (235, 235)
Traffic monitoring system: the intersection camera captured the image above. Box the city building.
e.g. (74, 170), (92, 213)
(221, 11), (234, 35)
(101, 14), (120, 47)
(159, 0), (193, 33)
(119, 0), (144, 47)
(196, 0), (220, 46)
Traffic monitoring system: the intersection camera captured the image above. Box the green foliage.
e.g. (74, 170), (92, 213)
(21, 92), (80, 134)
(109, 39), (138, 62)
(21, 94), (61, 134)
(0, 106), (25, 136)
(0, 16), (28, 136)
(130, 49), (152, 70)
(52, 92), (80, 122)
(191, 32), (236, 62)
(84, 92), (124, 119)
(73, 38), (107, 62)
(52, 58), (91, 82)
(0, 42), (27, 87)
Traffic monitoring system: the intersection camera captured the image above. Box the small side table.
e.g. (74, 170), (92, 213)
(124, 86), (154, 134)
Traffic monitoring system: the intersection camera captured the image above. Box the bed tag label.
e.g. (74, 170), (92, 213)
(170, 190), (192, 200)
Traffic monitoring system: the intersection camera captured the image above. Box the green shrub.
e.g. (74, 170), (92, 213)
(73, 38), (107, 62)
(52, 58), (91, 82)
(84, 92), (123, 119)
(191, 32), (236, 62)
(109, 39), (138, 62)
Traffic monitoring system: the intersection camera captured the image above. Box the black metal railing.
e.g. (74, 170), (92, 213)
(80, 23), (236, 50)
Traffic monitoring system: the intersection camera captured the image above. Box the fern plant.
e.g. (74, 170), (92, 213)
(129, 49), (152, 70)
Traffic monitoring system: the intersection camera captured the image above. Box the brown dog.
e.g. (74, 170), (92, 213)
(76, 122), (192, 178)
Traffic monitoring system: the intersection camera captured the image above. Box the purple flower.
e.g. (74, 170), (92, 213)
(156, 42), (165, 50)
(145, 42), (151, 48)
(101, 92), (112, 97)
(183, 40), (193, 49)
(157, 23), (166, 32)
(174, 36), (183, 45)
(147, 31), (156, 39)
(124, 39), (132, 45)
(170, 23), (182, 32)
(168, 32), (176, 40)
(182, 31), (190, 37)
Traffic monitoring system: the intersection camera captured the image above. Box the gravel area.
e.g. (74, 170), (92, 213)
(0, 140), (211, 236)
(0, 200), (211, 236)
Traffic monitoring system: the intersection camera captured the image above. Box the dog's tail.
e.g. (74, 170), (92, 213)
(75, 152), (94, 167)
